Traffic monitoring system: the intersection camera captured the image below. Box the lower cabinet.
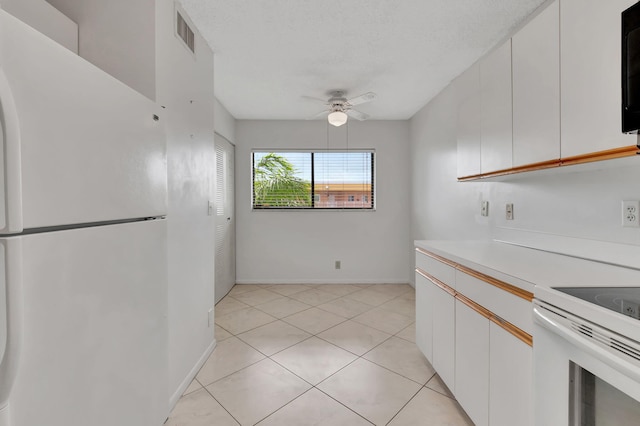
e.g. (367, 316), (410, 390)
(415, 272), (434, 361)
(432, 284), (456, 392)
(415, 247), (533, 426)
(455, 300), (490, 426)
(489, 321), (533, 426)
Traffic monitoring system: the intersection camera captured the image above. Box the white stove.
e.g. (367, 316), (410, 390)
(533, 285), (640, 425)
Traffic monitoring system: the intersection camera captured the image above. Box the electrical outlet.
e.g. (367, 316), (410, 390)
(335, 260), (341, 270)
(506, 203), (514, 220)
(481, 201), (489, 217)
(622, 200), (640, 227)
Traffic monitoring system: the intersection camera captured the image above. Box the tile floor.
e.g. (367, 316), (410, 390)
(166, 284), (473, 426)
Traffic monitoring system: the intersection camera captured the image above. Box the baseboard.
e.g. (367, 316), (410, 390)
(235, 279), (410, 285)
(168, 339), (217, 410)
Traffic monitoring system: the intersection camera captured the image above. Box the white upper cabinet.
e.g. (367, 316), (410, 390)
(512, 1), (560, 166)
(456, 63), (481, 178)
(560, 0), (638, 158)
(480, 40), (513, 173)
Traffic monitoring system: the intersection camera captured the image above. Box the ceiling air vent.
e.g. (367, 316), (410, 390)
(176, 11), (195, 53)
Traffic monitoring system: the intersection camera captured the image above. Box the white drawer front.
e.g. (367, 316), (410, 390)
(455, 269), (532, 334)
(415, 251), (455, 288)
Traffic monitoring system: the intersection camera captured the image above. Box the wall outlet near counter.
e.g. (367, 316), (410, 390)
(622, 200), (640, 227)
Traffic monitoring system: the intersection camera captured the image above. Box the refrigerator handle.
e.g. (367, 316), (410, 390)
(0, 68), (23, 234)
(0, 238), (23, 421)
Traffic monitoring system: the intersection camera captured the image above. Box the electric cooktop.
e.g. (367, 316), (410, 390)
(554, 287), (640, 320)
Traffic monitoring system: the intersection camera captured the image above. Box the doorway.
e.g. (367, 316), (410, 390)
(214, 133), (236, 303)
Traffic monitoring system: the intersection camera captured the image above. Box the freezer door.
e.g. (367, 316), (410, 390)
(0, 10), (167, 232)
(7, 220), (168, 426)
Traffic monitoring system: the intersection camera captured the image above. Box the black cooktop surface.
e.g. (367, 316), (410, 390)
(554, 287), (640, 320)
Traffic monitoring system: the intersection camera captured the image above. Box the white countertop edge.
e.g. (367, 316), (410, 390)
(415, 239), (640, 292)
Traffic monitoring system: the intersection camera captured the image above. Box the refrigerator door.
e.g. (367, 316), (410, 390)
(0, 237), (22, 414)
(5, 220), (168, 426)
(0, 10), (167, 233)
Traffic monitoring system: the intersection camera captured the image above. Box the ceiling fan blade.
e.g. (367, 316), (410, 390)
(347, 92), (377, 106)
(306, 109), (329, 120)
(347, 109), (370, 121)
(301, 95), (329, 104)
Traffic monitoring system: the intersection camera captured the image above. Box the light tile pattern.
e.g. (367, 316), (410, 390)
(167, 284), (473, 426)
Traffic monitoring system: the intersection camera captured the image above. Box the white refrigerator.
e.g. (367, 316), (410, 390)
(0, 9), (168, 426)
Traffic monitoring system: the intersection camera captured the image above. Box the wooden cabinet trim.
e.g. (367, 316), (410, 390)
(458, 145), (639, 181)
(458, 158), (560, 181)
(416, 248), (534, 346)
(560, 145), (639, 166)
(415, 268), (456, 296)
(490, 315), (533, 347)
(416, 247), (458, 268)
(416, 247), (533, 302)
(456, 265), (534, 302)
(456, 293), (492, 319)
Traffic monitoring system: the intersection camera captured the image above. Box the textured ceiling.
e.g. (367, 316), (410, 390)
(179, 0), (547, 121)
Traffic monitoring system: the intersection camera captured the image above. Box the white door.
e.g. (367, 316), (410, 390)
(214, 134), (235, 302)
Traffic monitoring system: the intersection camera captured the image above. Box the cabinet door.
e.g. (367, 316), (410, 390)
(432, 284), (455, 393)
(489, 321), (533, 426)
(455, 300), (490, 426)
(512, 1), (560, 166)
(480, 40), (513, 173)
(457, 63), (481, 178)
(560, 0), (638, 158)
(415, 272), (434, 362)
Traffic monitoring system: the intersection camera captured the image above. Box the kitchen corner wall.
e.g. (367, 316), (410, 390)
(235, 120), (412, 285)
(156, 0), (216, 409)
(44, 0), (156, 100)
(410, 80), (640, 258)
(215, 98), (236, 143)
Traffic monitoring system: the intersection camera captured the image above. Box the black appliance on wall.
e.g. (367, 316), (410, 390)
(622, 2), (640, 134)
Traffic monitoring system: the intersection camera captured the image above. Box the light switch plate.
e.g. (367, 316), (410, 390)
(506, 203), (514, 220)
(481, 201), (489, 217)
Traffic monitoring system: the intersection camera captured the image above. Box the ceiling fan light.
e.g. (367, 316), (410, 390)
(328, 111), (348, 127)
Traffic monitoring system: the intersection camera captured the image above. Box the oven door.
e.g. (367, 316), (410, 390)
(533, 301), (640, 425)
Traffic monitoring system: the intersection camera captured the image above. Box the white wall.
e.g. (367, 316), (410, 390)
(0, 0), (78, 52)
(410, 81), (640, 254)
(215, 98), (236, 143)
(156, 0), (216, 409)
(235, 120), (412, 284)
(410, 85), (492, 242)
(45, 0), (156, 100)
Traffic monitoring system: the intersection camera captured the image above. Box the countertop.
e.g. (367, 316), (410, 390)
(415, 240), (640, 297)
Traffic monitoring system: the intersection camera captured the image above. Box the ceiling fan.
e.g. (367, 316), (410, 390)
(306, 90), (377, 127)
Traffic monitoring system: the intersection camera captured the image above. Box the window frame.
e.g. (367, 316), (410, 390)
(251, 149), (376, 211)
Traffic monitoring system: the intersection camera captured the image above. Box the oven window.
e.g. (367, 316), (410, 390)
(570, 362), (640, 425)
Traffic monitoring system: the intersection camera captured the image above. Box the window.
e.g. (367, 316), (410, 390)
(252, 150), (374, 209)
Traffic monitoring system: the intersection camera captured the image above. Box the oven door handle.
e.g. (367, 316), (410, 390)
(533, 305), (640, 384)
